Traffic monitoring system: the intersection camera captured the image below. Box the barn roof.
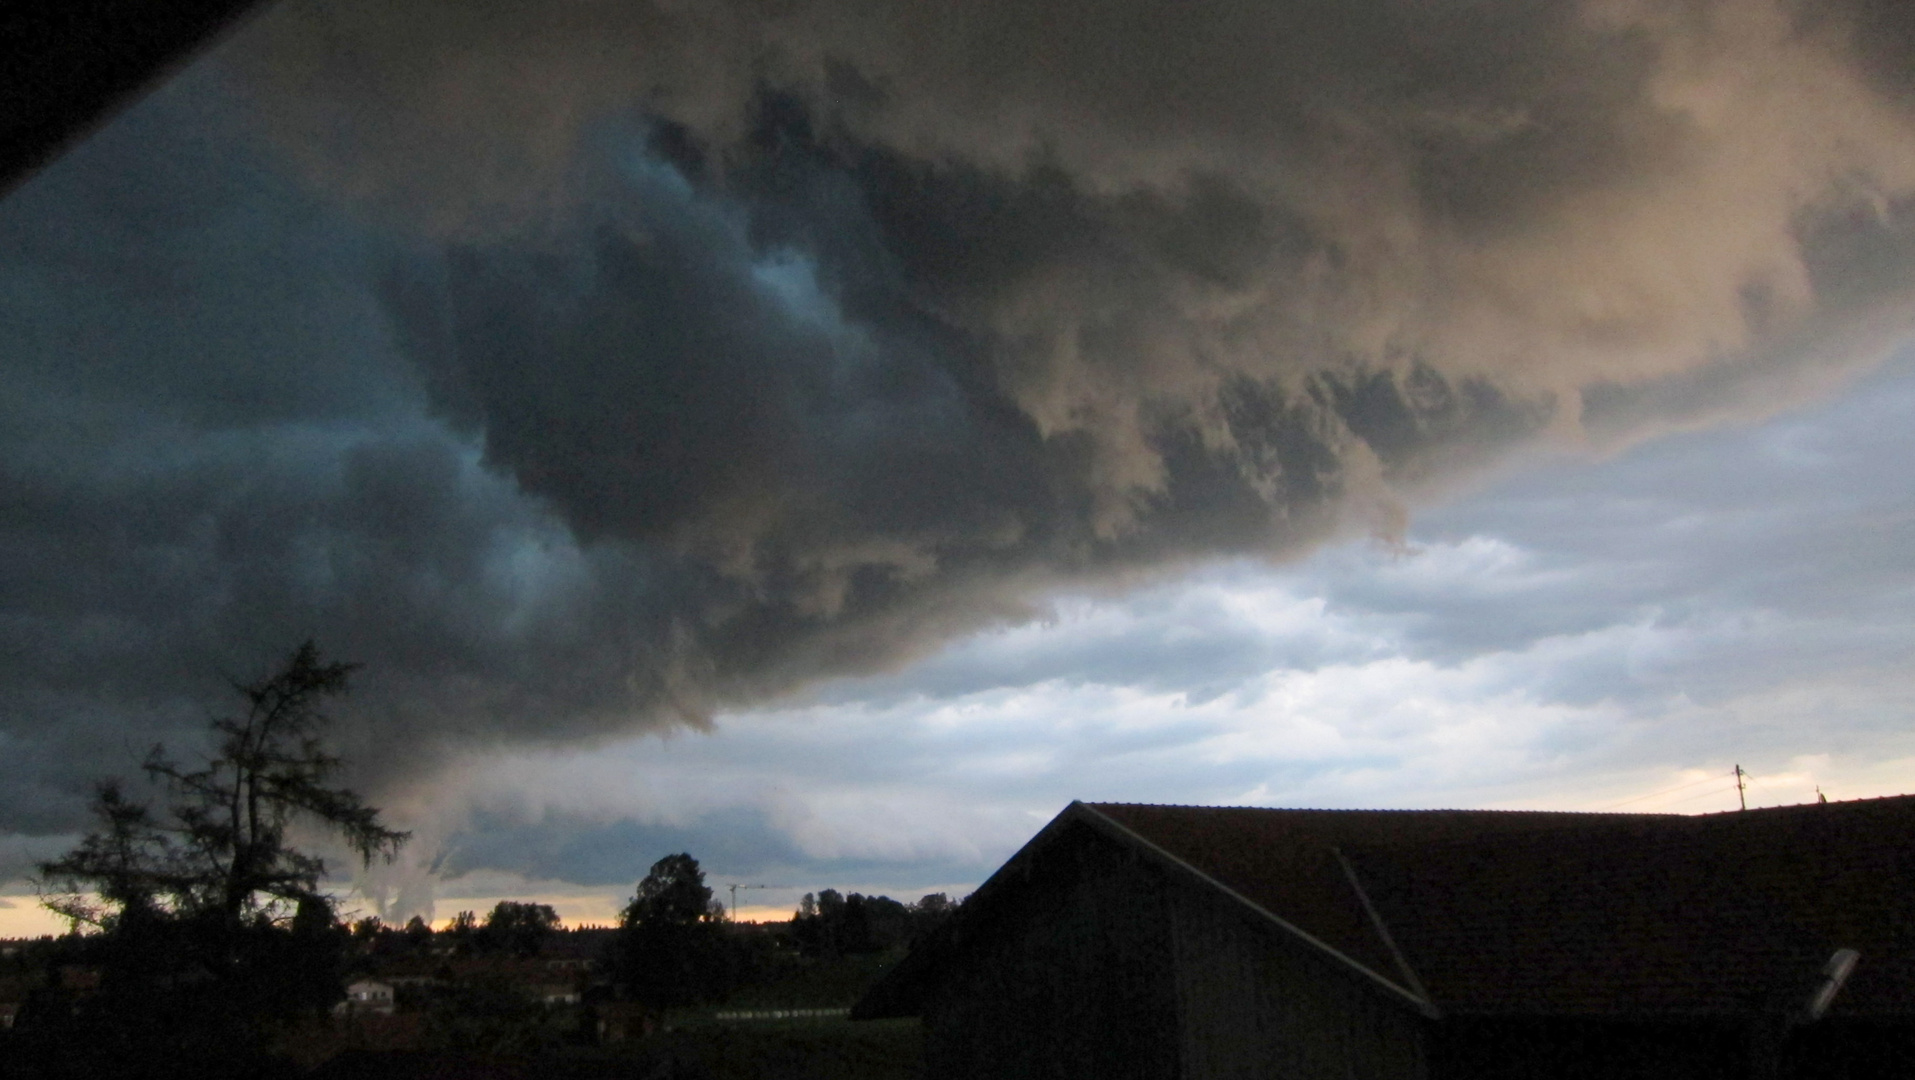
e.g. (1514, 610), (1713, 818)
(856, 795), (1915, 1021)
(5, 0), (272, 196)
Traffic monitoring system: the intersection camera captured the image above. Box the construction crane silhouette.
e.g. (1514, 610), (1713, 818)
(724, 883), (788, 922)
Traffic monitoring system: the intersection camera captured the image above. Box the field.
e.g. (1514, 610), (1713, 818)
(309, 1018), (923, 1079)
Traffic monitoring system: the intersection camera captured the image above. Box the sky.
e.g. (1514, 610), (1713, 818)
(6, 0), (1915, 936)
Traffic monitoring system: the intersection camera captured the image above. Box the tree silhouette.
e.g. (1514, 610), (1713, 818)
(20, 642), (408, 1079)
(609, 853), (734, 1010)
(792, 889), (956, 956)
(479, 900), (561, 956)
(38, 641), (408, 929)
(625, 853), (721, 926)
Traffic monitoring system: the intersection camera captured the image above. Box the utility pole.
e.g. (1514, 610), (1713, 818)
(1734, 764), (1747, 811)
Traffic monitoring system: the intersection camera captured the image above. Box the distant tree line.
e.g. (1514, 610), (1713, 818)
(600, 854), (961, 1016)
(791, 889), (955, 957)
(447, 900), (562, 957)
(339, 899), (568, 960)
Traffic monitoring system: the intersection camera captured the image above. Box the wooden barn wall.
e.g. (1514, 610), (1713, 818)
(1426, 1018), (1751, 1080)
(921, 823), (1183, 1080)
(1426, 1017), (1915, 1080)
(1168, 881), (1428, 1080)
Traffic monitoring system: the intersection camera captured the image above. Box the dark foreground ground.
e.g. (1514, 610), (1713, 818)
(308, 1018), (923, 1080)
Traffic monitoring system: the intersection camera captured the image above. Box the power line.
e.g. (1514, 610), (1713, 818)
(1595, 769), (1736, 811)
(1663, 783), (1742, 807)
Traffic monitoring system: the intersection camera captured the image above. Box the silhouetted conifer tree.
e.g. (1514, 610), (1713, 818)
(19, 642), (405, 1080)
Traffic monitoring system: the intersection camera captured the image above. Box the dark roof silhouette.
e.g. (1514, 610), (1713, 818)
(3, 0), (270, 196)
(859, 796), (1915, 1021)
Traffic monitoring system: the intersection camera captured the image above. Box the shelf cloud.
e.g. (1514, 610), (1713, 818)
(7, 0), (1915, 886)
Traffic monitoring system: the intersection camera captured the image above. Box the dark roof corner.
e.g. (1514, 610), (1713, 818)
(3, 0), (275, 197)
(851, 800), (1097, 1020)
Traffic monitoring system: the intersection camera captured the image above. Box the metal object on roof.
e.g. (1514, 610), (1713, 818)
(1806, 948), (1861, 1022)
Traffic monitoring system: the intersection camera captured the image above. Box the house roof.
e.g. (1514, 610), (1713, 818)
(856, 796), (1915, 1021)
(4, 0), (273, 196)
(1337, 799), (1915, 1019)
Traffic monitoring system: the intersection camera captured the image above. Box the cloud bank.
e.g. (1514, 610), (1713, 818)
(403, 356), (1915, 914)
(8, 0), (1915, 881)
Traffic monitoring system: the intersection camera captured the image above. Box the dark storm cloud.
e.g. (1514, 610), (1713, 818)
(0, 77), (717, 854)
(11, 0), (1915, 886)
(373, 112), (1523, 718)
(233, 0), (1915, 509)
(329, 0), (1915, 735)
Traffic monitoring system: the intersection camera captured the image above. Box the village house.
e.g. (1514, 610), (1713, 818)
(855, 797), (1915, 1079)
(334, 979), (395, 1017)
(534, 982), (583, 1006)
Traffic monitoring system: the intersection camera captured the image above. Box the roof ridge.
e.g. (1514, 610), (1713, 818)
(1087, 792), (1915, 815)
(1690, 791), (1915, 817)
(1083, 801), (1671, 816)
